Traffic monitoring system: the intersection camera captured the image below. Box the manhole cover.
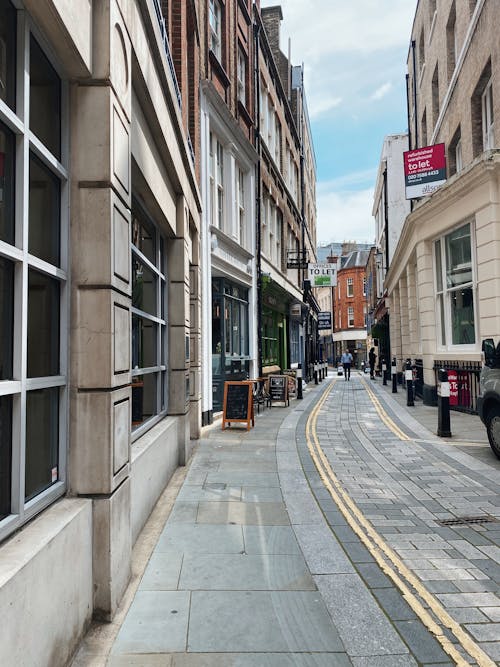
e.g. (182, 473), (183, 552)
(438, 515), (499, 526)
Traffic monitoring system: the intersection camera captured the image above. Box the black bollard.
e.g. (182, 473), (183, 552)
(314, 362), (318, 385)
(325, 361), (328, 377)
(405, 359), (414, 406)
(437, 368), (451, 437)
(391, 357), (397, 393)
(297, 364), (303, 400)
(382, 359), (387, 386)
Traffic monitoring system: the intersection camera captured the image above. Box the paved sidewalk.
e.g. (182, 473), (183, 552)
(71, 372), (500, 666)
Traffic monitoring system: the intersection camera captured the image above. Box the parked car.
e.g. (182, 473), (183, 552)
(477, 338), (500, 459)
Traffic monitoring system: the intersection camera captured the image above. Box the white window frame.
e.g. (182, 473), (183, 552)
(455, 137), (462, 173)
(236, 165), (245, 246)
(347, 277), (354, 297)
(348, 307), (354, 328)
(482, 78), (494, 150)
(237, 47), (246, 107)
(209, 0), (222, 61)
(434, 221), (477, 351)
(209, 132), (224, 231)
(0, 15), (69, 542)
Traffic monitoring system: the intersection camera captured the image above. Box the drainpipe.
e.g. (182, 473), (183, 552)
(254, 18), (263, 378)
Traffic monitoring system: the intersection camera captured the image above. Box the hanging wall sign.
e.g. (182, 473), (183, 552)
(404, 143), (446, 199)
(308, 263), (337, 287)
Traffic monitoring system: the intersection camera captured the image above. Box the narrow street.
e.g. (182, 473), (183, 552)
(73, 373), (500, 667)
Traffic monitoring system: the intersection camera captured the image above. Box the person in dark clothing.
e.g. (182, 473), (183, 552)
(369, 347), (377, 379)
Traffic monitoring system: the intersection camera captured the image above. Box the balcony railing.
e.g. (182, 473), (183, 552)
(151, 0), (182, 110)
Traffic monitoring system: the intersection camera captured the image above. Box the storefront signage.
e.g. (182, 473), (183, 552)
(404, 143), (446, 199)
(308, 263), (337, 287)
(222, 381), (254, 430)
(318, 311), (332, 330)
(447, 370), (458, 406)
(268, 375), (290, 406)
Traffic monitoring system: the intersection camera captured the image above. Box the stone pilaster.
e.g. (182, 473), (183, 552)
(416, 240), (438, 404)
(69, 0), (132, 620)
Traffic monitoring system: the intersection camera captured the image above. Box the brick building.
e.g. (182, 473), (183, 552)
(332, 246), (370, 367)
(386, 0), (500, 408)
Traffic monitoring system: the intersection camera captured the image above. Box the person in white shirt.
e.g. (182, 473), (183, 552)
(340, 349), (353, 381)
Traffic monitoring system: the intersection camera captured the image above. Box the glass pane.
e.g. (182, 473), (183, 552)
(132, 315), (157, 369)
(132, 209), (156, 265)
(0, 257), (14, 379)
(132, 257), (157, 314)
(29, 153), (61, 266)
(30, 36), (61, 159)
(131, 373), (157, 429)
(27, 269), (60, 377)
(0, 0), (16, 111)
(0, 120), (15, 245)
(0, 395), (12, 520)
(446, 224), (472, 287)
(241, 303), (248, 355)
(438, 293), (446, 346)
(434, 239), (442, 292)
(450, 286), (475, 345)
(25, 387), (59, 501)
(231, 303), (240, 355)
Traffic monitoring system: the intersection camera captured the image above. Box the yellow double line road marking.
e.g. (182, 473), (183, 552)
(306, 381), (495, 667)
(362, 380), (411, 441)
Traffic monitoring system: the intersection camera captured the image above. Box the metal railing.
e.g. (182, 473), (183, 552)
(433, 360), (481, 414)
(151, 0), (182, 110)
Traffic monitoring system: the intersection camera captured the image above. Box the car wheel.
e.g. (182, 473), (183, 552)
(486, 405), (500, 459)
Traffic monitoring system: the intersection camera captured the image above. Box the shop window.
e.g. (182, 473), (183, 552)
(434, 222), (476, 347)
(131, 201), (167, 435)
(0, 17), (67, 542)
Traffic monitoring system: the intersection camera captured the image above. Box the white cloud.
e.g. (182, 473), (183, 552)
(370, 82), (392, 101)
(309, 94), (342, 119)
(316, 186), (375, 246)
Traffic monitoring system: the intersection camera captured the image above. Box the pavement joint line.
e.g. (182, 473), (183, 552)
(306, 381), (497, 667)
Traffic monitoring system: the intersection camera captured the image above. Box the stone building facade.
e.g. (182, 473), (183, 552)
(0, 0), (201, 663)
(386, 0), (500, 408)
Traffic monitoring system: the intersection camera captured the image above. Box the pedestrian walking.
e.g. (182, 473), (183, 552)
(369, 347), (377, 379)
(341, 349), (353, 381)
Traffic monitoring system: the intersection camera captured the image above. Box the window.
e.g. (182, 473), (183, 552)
(446, 3), (457, 81)
(482, 79), (494, 150)
(237, 47), (246, 106)
(418, 29), (425, 77)
(209, 132), (224, 231)
(209, 0), (222, 61)
(236, 166), (245, 246)
(348, 307), (354, 328)
(347, 277), (354, 297)
(421, 108), (427, 147)
(0, 16), (67, 540)
(131, 201), (167, 434)
(435, 223), (476, 347)
(471, 60), (492, 157)
(276, 209), (283, 271)
(363, 276), (366, 296)
(274, 115), (281, 166)
(432, 64), (439, 129)
(0, 0), (16, 111)
(448, 126), (462, 176)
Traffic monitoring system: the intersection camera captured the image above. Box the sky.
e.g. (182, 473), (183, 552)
(260, 0), (417, 246)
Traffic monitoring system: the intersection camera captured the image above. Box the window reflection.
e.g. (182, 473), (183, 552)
(132, 211), (156, 265)
(131, 373), (157, 429)
(27, 270), (60, 377)
(0, 395), (12, 520)
(30, 36), (61, 159)
(0, 121), (15, 245)
(29, 153), (61, 266)
(132, 258), (157, 314)
(132, 315), (157, 369)
(0, 257), (13, 380)
(0, 0), (16, 111)
(25, 388), (59, 501)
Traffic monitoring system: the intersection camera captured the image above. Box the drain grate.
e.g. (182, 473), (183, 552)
(438, 515), (499, 526)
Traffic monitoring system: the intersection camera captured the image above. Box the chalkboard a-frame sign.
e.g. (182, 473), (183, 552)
(268, 375), (289, 406)
(222, 381), (254, 430)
